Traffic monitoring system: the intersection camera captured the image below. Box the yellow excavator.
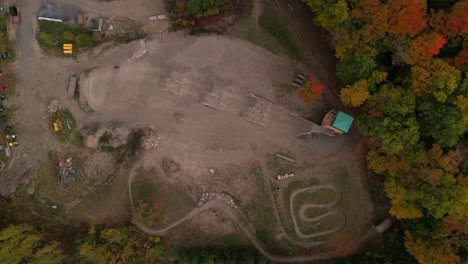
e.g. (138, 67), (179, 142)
(53, 113), (64, 132)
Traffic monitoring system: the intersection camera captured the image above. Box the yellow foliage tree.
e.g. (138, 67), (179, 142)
(340, 79), (370, 107)
(384, 177), (423, 219)
(410, 58), (461, 102)
(404, 231), (461, 264)
(366, 149), (387, 174)
(454, 95), (468, 124)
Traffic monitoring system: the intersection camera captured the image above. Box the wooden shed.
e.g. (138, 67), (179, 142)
(321, 109), (354, 134)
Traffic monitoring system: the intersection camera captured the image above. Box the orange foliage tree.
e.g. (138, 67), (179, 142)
(387, 0), (427, 37)
(445, 1), (468, 36)
(298, 77), (324, 102)
(403, 33), (447, 64)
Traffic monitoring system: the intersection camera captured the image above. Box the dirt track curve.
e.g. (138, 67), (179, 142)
(290, 186), (346, 239)
(128, 164), (376, 263)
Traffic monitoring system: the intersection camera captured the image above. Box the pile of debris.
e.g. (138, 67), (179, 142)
(46, 99), (64, 115)
(142, 131), (160, 150)
(56, 158), (79, 188)
(276, 172), (296, 180)
(198, 192), (237, 209)
(131, 40), (147, 60)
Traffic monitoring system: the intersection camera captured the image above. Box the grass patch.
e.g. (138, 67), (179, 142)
(49, 109), (82, 146)
(331, 167), (368, 241)
(258, 4), (301, 60)
(37, 20), (98, 55)
(244, 163), (296, 255)
(267, 153), (298, 174)
(290, 189), (339, 234)
(3, 74), (17, 98)
(0, 16), (15, 62)
(36, 159), (60, 202)
(131, 169), (196, 228)
(229, 1), (298, 60)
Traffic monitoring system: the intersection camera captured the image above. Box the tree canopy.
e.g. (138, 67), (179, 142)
(0, 224), (64, 264)
(304, 0), (468, 262)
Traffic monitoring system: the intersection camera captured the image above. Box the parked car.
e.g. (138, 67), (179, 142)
(9, 6), (20, 24)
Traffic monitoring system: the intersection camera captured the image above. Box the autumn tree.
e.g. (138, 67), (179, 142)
(410, 58), (461, 102)
(386, 0), (427, 37)
(384, 177), (423, 219)
(444, 1), (468, 36)
(403, 33), (447, 64)
(0, 224), (64, 264)
(79, 226), (164, 263)
(454, 95), (468, 124)
(302, 0), (350, 31)
(404, 231), (461, 264)
(340, 80), (370, 107)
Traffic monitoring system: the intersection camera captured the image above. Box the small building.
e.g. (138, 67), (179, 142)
(321, 109), (354, 134)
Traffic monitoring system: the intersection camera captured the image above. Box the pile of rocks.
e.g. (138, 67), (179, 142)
(142, 131), (160, 150)
(131, 40), (147, 60)
(46, 99), (64, 115)
(198, 192), (237, 209)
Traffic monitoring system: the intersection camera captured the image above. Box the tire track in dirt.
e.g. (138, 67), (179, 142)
(289, 185), (346, 239)
(128, 164), (369, 263)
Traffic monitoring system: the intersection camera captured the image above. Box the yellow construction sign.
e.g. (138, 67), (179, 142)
(63, 44), (73, 54)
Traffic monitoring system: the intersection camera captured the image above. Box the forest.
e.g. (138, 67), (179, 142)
(303, 0), (467, 263)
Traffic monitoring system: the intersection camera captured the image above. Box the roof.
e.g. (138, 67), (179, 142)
(332, 111), (354, 133)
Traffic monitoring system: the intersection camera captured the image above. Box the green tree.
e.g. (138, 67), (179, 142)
(417, 99), (466, 147)
(360, 87), (420, 155)
(0, 224), (64, 264)
(336, 52), (377, 84)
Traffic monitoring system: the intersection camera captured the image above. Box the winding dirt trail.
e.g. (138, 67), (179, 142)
(290, 186), (346, 239)
(127, 164), (375, 263)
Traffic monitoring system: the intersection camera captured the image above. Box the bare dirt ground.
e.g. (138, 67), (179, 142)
(0, 0), (376, 261)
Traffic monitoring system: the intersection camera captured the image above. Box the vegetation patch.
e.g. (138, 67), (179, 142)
(166, 0), (245, 32)
(170, 246), (270, 263)
(0, 16), (15, 61)
(49, 109), (82, 146)
(131, 169), (196, 228)
(37, 21), (97, 55)
(243, 164), (297, 255)
(258, 4), (301, 60)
